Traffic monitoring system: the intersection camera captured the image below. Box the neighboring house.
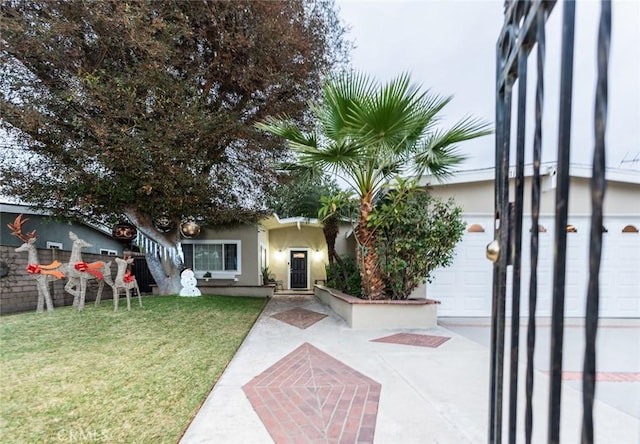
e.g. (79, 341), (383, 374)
(0, 203), (124, 255)
(419, 163), (640, 318)
(179, 215), (355, 291)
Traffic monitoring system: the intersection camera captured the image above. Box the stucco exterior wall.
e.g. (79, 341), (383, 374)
(268, 226), (327, 289)
(193, 224), (261, 286)
(335, 224), (357, 258)
(427, 177), (640, 217)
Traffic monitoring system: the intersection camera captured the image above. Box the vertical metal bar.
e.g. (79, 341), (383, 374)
(496, 78), (513, 444)
(525, 7), (547, 443)
(548, 1), (576, 442)
(582, 1), (610, 442)
(489, 24), (507, 440)
(489, 91), (504, 444)
(490, 41), (514, 442)
(508, 44), (529, 444)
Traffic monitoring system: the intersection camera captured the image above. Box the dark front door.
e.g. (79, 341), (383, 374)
(290, 250), (308, 289)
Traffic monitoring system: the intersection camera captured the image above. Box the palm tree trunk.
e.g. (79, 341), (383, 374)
(356, 197), (386, 300)
(323, 216), (349, 287)
(323, 216), (339, 268)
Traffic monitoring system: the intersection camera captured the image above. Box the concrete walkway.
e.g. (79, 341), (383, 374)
(180, 294), (639, 443)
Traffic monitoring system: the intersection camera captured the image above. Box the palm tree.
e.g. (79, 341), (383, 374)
(257, 72), (491, 299)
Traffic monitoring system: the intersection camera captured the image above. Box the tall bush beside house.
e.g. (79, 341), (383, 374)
(368, 183), (465, 300)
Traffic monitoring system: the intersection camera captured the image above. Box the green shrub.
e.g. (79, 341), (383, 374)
(325, 255), (362, 298)
(368, 186), (465, 300)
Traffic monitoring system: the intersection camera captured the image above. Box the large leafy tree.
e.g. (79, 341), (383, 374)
(0, 0), (349, 294)
(267, 174), (340, 222)
(257, 72), (490, 299)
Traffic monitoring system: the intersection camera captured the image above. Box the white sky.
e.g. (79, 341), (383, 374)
(336, 0), (640, 171)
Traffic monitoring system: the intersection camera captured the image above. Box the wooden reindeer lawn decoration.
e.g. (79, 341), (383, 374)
(111, 256), (143, 311)
(65, 232), (116, 311)
(8, 215), (64, 313)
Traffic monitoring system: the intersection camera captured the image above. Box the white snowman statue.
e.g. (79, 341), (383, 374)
(179, 268), (201, 297)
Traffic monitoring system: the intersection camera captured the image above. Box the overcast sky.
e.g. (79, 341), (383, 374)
(335, 0), (640, 171)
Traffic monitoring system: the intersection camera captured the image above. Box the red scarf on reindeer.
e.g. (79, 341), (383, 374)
(74, 261), (104, 279)
(123, 270), (135, 283)
(27, 261), (65, 279)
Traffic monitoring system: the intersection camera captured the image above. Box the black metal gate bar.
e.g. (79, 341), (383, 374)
(507, 44), (529, 444)
(582, 2), (610, 442)
(548, 2), (576, 442)
(489, 71), (512, 444)
(525, 7), (547, 443)
(490, 7), (515, 440)
(491, 2), (556, 442)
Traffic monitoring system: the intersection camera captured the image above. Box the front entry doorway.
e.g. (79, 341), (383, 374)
(289, 250), (308, 289)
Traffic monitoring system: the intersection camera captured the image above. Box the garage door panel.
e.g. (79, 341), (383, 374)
(429, 220), (494, 317)
(616, 297), (640, 312)
(465, 297), (488, 311)
(464, 271), (490, 285)
(616, 273), (639, 286)
(600, 230), (639, 317)
(434, 270), (456, 285)
(617, 245), (639, 261)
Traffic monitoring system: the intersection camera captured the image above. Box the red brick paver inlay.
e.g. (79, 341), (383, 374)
(271, 308), (328, 329)
(371, 333), (451, 348)
(242, 342), (381, 444)
(559, 372), (640, 382)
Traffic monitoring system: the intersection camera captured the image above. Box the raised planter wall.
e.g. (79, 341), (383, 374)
(314, 285), (440, 329)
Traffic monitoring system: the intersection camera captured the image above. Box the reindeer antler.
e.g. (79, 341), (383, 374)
(7, 214), (37, 243)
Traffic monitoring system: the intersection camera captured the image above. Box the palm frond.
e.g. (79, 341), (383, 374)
(414, 116), (492, 179)
(342, 73), (454, 158)
(276, 162), (323, 180)
(297, 140), (362, 168)
(414, 143), (467, 179)
(255, 117), (317, 151)
(316, 72), (378, 142)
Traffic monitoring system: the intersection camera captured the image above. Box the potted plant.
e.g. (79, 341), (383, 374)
(203, 271), (212, 282)
(261, 267), (272, 286)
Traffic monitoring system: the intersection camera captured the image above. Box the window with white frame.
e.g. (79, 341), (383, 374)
(182, 241), (241, 276)
(100, 249), (118, 256)
(47, 241), (63, 249)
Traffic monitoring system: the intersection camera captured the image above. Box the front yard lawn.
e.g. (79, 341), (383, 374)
(0, 295), (267, 443)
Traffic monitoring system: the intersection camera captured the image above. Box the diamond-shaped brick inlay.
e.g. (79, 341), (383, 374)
(271, 307), (328, 329)
(243, 342), (381, 443)
(371, 333), (451, 348)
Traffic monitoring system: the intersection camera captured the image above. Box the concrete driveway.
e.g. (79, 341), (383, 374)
(181, 295), (639, 443)
(440, 317), (640, 420)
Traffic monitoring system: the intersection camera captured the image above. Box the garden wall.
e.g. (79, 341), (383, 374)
(314, 285), (440, 329)
(0, 246), (119, 314)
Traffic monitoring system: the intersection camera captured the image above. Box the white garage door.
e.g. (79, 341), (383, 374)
(429, 216), (640, 318)
(428, 216), (494, 317)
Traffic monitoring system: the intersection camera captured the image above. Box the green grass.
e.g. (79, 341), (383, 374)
(0, 295), (267, 443)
